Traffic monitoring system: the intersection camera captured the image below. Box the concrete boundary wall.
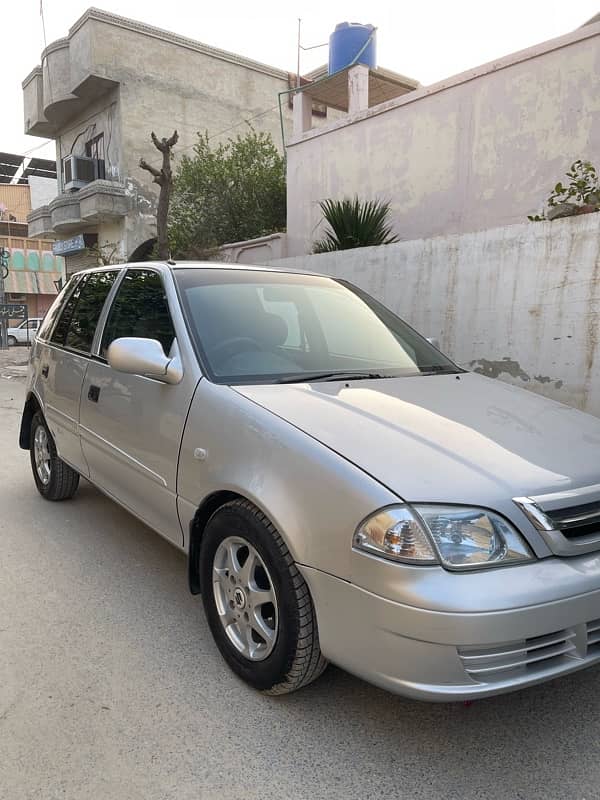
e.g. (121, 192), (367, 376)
(271, 214), (600, 416)
(285, 21), (600, 256)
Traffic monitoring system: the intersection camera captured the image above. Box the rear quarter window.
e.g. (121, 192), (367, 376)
(50, 271), (118, 353)
(37, 276), (81, 341)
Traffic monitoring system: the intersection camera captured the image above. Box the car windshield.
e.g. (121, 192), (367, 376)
(174, 268), (461, 384)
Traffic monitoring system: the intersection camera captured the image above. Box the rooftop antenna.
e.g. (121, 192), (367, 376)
(296, 18), (328, 88)
(297, 19), (301, 89)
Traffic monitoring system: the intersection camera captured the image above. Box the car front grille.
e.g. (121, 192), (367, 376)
(458, 629), (578, 682)
(513, 494), (600, 556)
(587, 618), (600, 653)
(459, 619), (600, 683)
(545, 501), (600, 541)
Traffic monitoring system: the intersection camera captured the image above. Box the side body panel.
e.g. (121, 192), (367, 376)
(32, 340), (89, 474)
(79, 363), (200, 546)
(176, 379), (397, 573)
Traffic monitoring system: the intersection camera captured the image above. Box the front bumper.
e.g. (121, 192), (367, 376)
(300, 564), (600, 701)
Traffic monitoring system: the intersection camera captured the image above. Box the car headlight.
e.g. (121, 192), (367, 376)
(354, 504), (533, 570)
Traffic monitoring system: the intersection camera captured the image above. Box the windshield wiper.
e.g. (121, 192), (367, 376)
(277, 371), (388, 384)
(418, 365), (463, 375)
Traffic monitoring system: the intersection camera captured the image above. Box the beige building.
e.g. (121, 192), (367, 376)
(0, 182), (65, 322)
(22, 8), (325, 273)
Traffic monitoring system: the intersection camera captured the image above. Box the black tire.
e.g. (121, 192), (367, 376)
(200, 499), (327, 695)
(7, 336), (17, 347)
(30, 411), (80, 501)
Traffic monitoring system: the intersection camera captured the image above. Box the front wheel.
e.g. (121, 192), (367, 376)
(200, 499), (327, 694)
(30, 411), (80, 501)
(7, 336), (17, 347)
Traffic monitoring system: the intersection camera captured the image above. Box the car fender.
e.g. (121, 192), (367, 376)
(178, 379), (398, 584)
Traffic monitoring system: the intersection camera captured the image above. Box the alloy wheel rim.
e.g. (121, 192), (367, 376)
(212, 536), (279, 661)
(33, 426), (51, 485)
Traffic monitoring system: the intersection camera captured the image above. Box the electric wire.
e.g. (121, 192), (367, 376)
(140, 103), (282, 170)
(39, 0), (54, 105)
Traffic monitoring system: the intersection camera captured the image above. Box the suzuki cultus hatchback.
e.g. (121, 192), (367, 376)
(20, 262), (600, 700)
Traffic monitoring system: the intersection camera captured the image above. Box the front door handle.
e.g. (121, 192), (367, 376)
(88, 385), (100, 403)
(41, 365), (49, 378)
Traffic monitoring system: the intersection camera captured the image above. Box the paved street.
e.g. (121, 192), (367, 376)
(2, 375), (600, 800)
(0, 345), (30, 381)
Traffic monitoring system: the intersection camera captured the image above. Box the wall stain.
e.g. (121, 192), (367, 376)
(470, 357), (531, 382)
(470, 358), (565, 391)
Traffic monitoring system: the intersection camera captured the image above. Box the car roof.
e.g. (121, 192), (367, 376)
(71, 260), (323, 280)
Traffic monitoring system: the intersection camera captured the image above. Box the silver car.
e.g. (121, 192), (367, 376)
(19, 262), (600, 701)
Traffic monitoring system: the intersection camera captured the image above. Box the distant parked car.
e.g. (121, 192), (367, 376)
(8, 317), (42, 346)
(18, 262), (600, 701)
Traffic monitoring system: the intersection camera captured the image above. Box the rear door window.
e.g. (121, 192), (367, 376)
(100, 269), (175, 358)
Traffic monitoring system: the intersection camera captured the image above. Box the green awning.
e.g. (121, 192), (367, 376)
(5, 270), (62, 294)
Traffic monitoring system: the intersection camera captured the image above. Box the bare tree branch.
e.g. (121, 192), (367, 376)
(139, 130), (179, 259)
(139, 158), (163, 183)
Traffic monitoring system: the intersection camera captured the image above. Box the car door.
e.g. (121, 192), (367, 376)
(79, 268), (201, 547)
(35, 270), (120, 474)
(23, 318), (40, 344)
(16, 321), (28, 343)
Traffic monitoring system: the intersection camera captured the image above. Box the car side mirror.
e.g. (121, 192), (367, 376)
(107, 337), (183, 384)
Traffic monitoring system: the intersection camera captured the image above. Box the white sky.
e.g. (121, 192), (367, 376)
(2, 0), (598, 160)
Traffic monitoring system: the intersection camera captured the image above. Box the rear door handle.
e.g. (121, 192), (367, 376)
(41, 365), (49, 378)
(88, 385), (100, 403)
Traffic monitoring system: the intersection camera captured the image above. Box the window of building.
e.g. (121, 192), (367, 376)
(101, 269), (175, 358)
(85, 133), (106, 180)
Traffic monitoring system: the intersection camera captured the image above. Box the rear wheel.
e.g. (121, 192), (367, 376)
(30, 411), (80, 501)
(200, 499), (327, 694)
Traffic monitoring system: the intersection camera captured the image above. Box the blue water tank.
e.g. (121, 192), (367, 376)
(328, 22), (377, 75)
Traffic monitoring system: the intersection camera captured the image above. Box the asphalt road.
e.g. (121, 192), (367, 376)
(2, 376), (600, 800)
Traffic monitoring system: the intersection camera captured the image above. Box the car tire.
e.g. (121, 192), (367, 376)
(30, 411), (80, 501)
(7, 336), (17, 347)
(200, 498), (328, 694)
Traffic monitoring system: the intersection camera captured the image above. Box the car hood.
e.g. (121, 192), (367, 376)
(234, 373), (600, 506)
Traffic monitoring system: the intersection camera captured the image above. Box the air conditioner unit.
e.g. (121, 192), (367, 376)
(63, 155), (98, 191)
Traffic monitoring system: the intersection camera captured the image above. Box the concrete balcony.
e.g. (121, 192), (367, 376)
(27, 205), (54, 239)
(27, 181), (130, 238)
(22, 33), (118, 138)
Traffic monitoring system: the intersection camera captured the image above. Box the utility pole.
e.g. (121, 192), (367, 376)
(0, 248), (8, 350)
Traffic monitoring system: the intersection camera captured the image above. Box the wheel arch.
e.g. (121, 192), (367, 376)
(19, 391), (43, 450)
(188, 490), (248, 594)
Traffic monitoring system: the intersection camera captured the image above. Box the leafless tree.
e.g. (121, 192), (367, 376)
(139, 130), (179, 260)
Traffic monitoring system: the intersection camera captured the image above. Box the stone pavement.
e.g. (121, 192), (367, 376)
(0, 345), (30, 381)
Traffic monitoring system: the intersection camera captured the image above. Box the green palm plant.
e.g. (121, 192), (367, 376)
(312, 197), (399, 253)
